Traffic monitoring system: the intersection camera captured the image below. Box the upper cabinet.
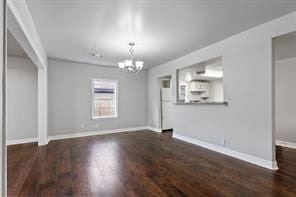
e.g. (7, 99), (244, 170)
(189, 81), (210, 92)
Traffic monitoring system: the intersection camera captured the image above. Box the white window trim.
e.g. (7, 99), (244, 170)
(92, 78), (118, 120)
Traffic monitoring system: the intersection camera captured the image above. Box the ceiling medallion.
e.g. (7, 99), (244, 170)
(118, 42), (144, 73)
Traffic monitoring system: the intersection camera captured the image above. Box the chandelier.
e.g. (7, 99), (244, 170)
(118, 42), (144, 73)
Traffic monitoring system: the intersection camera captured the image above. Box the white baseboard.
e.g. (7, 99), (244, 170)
(146, 126), (162, 133)
(49, 126), (148, 141)
(6, 137), (38, 145)
(173, 133), (278, 171)
(276, 140), (296, 149)
(7, 126), (149, 145)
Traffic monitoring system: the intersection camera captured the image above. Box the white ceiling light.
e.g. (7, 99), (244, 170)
(92, 52), (104, 58)
(196, 64), (223, 78)
(185, 73), (192, 81)
(201, 70), (223, 78)
(118, 42), (144, 73)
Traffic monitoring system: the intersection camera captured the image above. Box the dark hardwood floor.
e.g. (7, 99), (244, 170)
(7, 130), (296, 196)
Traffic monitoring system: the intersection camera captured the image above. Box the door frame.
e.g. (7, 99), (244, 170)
(271, 30), (296, 169)
(1, 0), (7, 195)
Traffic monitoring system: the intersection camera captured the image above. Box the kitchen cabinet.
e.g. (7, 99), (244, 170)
(190, 81), (210, 92)
(200, 91), (210, 98)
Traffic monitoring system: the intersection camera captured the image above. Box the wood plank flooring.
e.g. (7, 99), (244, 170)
(7, 130), (296, 196)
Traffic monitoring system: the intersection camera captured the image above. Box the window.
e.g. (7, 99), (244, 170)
(92, 79), (118, 119)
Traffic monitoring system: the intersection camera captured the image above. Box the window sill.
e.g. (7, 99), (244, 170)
(92, 116), (118, 120)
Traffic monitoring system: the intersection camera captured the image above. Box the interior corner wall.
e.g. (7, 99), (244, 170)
(47, 59), (147, 136)
(7, 56), (38, 140)
(147, 12), (296, 162)
(275, 57), (296, 143)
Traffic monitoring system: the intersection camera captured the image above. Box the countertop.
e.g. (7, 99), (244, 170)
(174, 101), (228, 106)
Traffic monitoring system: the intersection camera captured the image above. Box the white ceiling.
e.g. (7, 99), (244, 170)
(274, 31), (296, 61)
(7, 30), (27, 57)
(26, 0), (296, 68)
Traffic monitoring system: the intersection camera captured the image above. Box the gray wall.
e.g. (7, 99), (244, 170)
(275, 57), (296, 143)
(147, 12), (296, 162)
(48, 59), (147, 136)
(7, 56), (38, 140)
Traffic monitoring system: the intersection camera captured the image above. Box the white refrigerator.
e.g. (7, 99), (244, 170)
(161, 88), (173, 130)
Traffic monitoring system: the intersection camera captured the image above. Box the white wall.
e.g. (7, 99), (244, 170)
(147, 12), (296, 163)
(48, 59), (147, 136)
(275, 57), (296, 143)
(7, 56), (38, 140)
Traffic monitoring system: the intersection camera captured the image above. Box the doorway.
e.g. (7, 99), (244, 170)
(273, 31), (296, 149)
(159, 76), (173, 132)
(272, 31), (296, 172)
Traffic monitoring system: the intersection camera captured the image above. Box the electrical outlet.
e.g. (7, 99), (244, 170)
(220, 138), (226, 145)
